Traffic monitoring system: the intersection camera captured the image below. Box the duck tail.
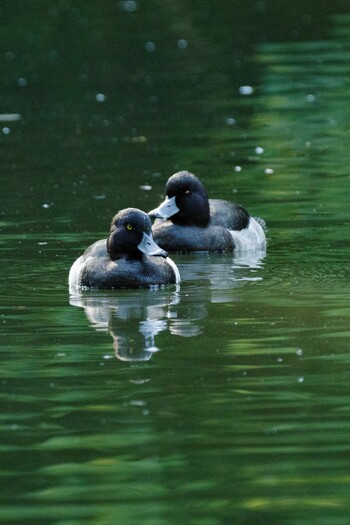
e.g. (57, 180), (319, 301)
(253, 216), (267, 231)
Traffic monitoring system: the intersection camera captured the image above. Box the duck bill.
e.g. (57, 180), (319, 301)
(148, 196), (179, 219)
(138, 232), (168, 258)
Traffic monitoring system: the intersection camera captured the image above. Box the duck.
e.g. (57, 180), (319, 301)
(148, 170), (266, 253)
(69, 208), (180, 290)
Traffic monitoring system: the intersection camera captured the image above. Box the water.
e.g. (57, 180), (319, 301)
(2, 2), (350, 524)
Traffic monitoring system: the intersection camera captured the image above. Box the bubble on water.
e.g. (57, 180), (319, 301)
(131, 135), (147, 144)
(296, 348), (303, 356)
(140, 184), (152, 190)
(129, 378), (151, 385)
(130, 399), (146, 406)
(96, 93), (106, 103)
(42, 203), (51, 208)
(239, 85), (254, 95)
(255, 146), (264, 154)
(118, 0), (137, 12)
(234, 166), (242, 172)
(18, 78), (27, 87)
(226, 117), (236, 125)
(5, 51), (15, 61)
(177, 39), (188, 50)
(255, 1), (266, 12)
(264, 168), (274, 174)
(297, 376), (304, 383)
(327, 118), (337, 126)
(2, 127), (10, 135)
(49, 49), (59, 61)
(306, 94), (315, 102)
(0, 113), (21, 122)
(145, 41), (156, 52)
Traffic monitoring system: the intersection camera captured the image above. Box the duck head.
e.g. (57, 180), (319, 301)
(107, 208), (168, 260)
(148, 171), (210, 227)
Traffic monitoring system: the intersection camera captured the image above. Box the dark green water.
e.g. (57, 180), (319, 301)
(1, 2), (350, 524)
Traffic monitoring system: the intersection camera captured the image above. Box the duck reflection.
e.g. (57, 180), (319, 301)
(69, 248), (266, 362)
(176, 249), (267, 302)
(70, 288), (181, 361)
(110, 318), (167, 362)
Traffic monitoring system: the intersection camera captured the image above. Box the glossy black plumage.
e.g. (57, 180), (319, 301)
(148, 171), (266, 253)
(69, 208), (180, 290)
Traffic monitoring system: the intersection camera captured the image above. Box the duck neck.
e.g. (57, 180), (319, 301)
(107, 238), (143, 261)
(172, 201), (210, 227)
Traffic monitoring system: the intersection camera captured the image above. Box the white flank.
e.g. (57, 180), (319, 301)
(68, 255), (85, 290)
(229, 217), (266, 251)
(166, 256), (181, 284)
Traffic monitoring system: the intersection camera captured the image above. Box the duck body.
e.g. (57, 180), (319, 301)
(209, 199), (250, 229)
(69, 208), (180, 290)
(151, 221), (235, 253)
(149, 171), (266, 253)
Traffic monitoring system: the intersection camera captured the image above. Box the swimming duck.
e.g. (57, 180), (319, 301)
(69, 208), (180, 290)
(148, 171), (266, 253)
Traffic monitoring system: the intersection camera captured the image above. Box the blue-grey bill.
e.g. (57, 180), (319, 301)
(138, 232), (168, 257)
(148, 196), (179, 219)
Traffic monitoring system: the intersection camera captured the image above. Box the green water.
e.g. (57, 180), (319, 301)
(1, 2), (350, 524)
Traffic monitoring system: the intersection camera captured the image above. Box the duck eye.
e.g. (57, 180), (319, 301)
(126, 223), (133, 231)
(185, 190), (191, 195)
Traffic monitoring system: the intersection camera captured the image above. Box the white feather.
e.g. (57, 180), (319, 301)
(229, 217), (266, 251)
(166, 257), (181, 284)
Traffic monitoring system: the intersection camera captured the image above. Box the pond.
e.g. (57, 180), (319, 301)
(1, 1), (350, 524)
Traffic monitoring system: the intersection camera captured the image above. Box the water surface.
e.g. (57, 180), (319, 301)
(1, 3), (350, 524)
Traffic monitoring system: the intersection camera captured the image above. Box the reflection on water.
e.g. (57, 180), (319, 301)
(2, 3), (350, 525)
(70, 288), (179, 361)
(69, 250), (266, 361)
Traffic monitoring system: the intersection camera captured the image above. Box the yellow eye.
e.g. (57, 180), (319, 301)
(126, 223), (133, 231)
